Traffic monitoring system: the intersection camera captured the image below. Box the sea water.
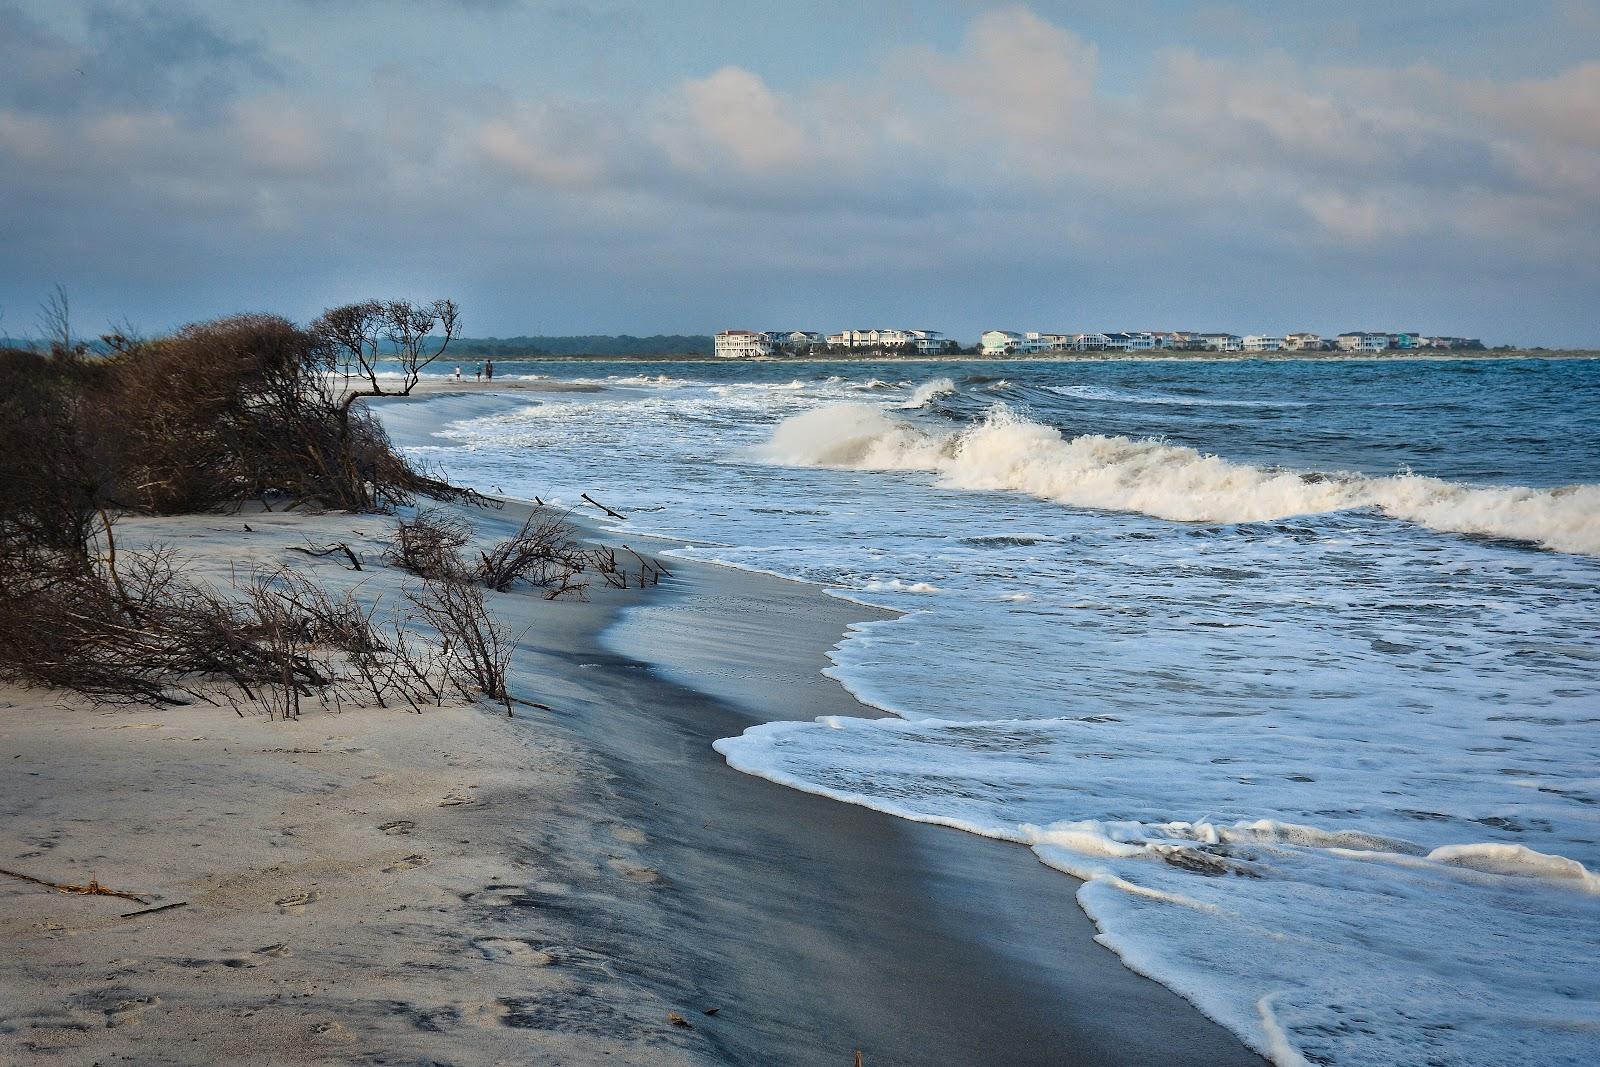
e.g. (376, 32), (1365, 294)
(384, 357), (1600, 1067)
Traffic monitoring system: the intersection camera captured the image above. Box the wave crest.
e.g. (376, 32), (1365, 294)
(754, 403), (1600, 555)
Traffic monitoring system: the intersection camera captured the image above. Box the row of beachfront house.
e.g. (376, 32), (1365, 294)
(715, 328), (1485, 359)
(714, 328), (951, 358)
(978, 330), (1483, 355)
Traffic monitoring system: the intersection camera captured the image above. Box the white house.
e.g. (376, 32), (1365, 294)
(907, 329), (947, 355)
(1102, 332), (1134, 350)
(828, 328), (923, 350)
(1127, 332), (1157, 350)
(1243, 335), (1284, 352)
(1073, 332), (1110, 351)
(714, 329), (772, 359)
(981, 329), (1023, 356)
(1283, 332), (1323, 351)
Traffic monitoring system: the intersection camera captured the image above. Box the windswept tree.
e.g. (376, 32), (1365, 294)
(37, 283), (82, 357)
(311, 299), (460, 425)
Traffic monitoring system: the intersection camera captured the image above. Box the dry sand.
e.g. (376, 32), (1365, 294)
(0, 506), (709, 1066)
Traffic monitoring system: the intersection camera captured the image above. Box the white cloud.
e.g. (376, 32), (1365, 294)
(926, 5), (1100, 145)
(655, 66), (813, 176)
(475, 102), (619, 188)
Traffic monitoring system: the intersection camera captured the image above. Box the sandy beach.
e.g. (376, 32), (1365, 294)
(1, 500), (1262, 1065)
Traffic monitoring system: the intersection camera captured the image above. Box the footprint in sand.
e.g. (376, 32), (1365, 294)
(609, 859), (661, 884)
(378, 820), (416, 835)
(382, 854), (430, 873)
(438, 792), (477, 807)
(254, 943), (293, 958)
(314, 1020), (355, 1042)
(471, 937), (555, 966)
(610, 825), (649, 845)
(103, 991), (160, 1023)
(274, 890), (319, 910)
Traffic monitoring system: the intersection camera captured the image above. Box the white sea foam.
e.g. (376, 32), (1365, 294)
(754, 403), (1600, 555)
(1428, 842), (1600, 892)
(898, 377), (957, 408)
(1048, 383), (1311, 408)
(861, 578), (943, 594)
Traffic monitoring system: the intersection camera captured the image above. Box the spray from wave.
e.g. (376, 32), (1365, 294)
(897, 377), (957, 409)
(753, 403), (1600, 555)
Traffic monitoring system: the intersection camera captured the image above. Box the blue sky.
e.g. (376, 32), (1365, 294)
(2, 1), (1597, 344)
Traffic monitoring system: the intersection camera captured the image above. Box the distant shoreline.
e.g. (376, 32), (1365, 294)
(442, 349), (1599, 364)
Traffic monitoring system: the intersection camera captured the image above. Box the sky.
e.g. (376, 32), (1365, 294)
(1, 1), (1597, 345)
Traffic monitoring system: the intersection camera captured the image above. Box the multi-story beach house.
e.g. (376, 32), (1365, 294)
(981, 330), (1024, 356)
(714, 329), (772, 359)
(1283, 332), (1324, 351)
(1243, 335), (1284, 352)
(1336, 332), (1390, 353)
(1073, 332), (1110, 351)
(766, 330), (823, 351)
(1200, 333), (1244, 352)
(826, 328), (939, 351)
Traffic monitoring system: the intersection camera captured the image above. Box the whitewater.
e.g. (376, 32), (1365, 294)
(383, 357), (1600, 1067)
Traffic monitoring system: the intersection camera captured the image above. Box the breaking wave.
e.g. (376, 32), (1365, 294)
(897, 376), (957, 408)
(753, 403), (1600, 555)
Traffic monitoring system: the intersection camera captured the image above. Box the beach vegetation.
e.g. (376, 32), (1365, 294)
(473, 511), (590, 595)
(405, 572), (517, 713)
(384, 508), (474, 579)
(0, 301), (489, 711)
(312, 298), (459, 416)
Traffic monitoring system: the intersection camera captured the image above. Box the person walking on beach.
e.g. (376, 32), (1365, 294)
(453, 366), (461, 380)
(475, 363), (482, 382)
(484, 360), (494, 381)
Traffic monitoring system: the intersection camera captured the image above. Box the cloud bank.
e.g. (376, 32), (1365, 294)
(1, 2), (1596, 342)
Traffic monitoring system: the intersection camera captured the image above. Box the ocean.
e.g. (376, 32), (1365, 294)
(385, 357), (1600, 1067)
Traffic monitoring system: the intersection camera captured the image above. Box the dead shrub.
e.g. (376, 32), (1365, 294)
(112, 314), (469, 513)
(0, 541), (454, 718)
(0, 348), (118, 566)
(474, 511), (589, 597)
(384, 508), (472, 579)
(405, 573), (516, 710)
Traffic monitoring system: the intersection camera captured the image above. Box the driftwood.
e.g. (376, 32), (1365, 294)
(620, 545), (667, 587)
(580, 493), (626, 520)
(0, 866), (148, 904)
(288, 541), (362, 571)
(120, 900), (189, 920)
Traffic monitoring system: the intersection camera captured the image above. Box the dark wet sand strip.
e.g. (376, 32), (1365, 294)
(508, 549), (1266, 1066)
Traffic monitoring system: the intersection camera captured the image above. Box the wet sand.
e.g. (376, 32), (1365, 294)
(509, 531), (1267, 1066)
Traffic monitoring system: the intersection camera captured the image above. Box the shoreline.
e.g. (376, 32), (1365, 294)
(582, 556), (1265, 1065)
(1, 499), (1265, 1065)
